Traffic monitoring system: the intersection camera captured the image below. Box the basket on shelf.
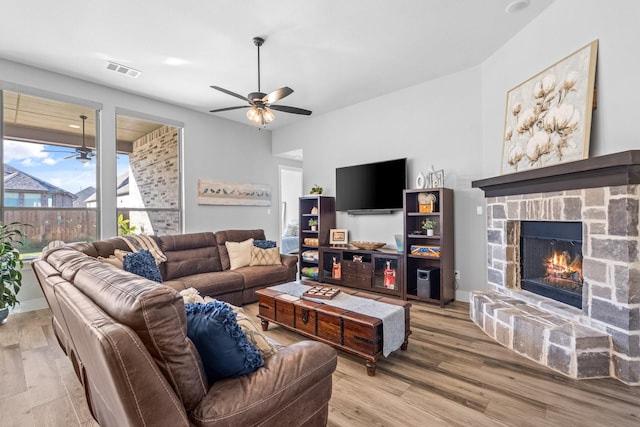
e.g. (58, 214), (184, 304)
(350, 241), (385, 251)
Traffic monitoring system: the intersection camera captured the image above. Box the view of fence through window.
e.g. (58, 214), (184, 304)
(2, 90), (181, 255)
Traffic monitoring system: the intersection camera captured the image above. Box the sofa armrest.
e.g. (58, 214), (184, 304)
(280, 254), (298, 268)
(190, 341), (336, 426)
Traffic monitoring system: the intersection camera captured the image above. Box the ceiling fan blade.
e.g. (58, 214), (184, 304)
(209, 106), (250, 113)
(210, 86), (250, 102)
(269, 105), (312, 116)
(263, 87), (293, 104)
(64, 154), (75, 159)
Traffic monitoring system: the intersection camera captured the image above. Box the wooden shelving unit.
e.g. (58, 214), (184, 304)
(403, 188), (454, 307)
(298, 196), (336, 282)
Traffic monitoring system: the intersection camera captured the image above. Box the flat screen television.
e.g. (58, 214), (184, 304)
(335, 158), (407, 214)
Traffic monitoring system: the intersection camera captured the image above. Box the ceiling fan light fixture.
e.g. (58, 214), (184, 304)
(77, 155), (90, 164)
(262, 108), (275, 123)
(247, 106), (261, 123)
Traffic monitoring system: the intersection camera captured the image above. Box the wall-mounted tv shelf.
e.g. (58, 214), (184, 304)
(403, 188), (455, 307)
(298, 196), (336, 282)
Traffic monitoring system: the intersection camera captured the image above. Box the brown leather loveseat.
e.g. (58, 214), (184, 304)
(32, 232), (337, 426)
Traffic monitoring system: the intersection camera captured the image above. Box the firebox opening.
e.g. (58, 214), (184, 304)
(520, 221), (583, 309)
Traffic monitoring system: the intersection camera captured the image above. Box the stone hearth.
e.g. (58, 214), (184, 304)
(471, 151), (640, 385)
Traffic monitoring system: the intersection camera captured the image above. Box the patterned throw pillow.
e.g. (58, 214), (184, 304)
(185, 301), (263, 385)
(123, 249), (163, 282)
(249, 246), (282, 266)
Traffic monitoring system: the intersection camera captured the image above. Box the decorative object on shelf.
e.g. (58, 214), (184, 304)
(383, 260), (396, 289)
(410, 245), (441, 257)
(394, 234), (404, 253)
(421, 218), (437, 236)
(0, 221), (30, 322)
(417, 192), (436, 213)
(332, 257), (341, 279)
(429, 169), (445, 188)
(310, 184), (323, 195)
(350, 241), (385, 251)
(501, 40), (598, 174)
(352, 255), (364, 263)
(310, 206), (318, 214)
(303, 286), (340, 300)
(197, 179), (271, 206)
(303, 237), (319, 246)
(308, 218), (318, 231)
(329, 229), (348, 246)
(415, 172), (427, 189)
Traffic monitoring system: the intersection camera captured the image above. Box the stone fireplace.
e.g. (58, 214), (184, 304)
(471, 151), (640, 385)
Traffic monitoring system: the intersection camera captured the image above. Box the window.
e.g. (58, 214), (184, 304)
(2, 90), (98, 255)
(115, 114), (181, 236)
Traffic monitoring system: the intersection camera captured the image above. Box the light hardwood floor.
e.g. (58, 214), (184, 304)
(1, 301), (639, 426)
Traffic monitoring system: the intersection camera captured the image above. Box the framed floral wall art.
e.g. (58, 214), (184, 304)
(501, 40), (598, 174)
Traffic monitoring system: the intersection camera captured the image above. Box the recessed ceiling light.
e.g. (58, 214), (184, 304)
(506, 0), (530, 13)
(164, 57), (190, 66)
(69, 124), (80, 129)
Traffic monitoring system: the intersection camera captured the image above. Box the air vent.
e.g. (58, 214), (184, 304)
(106, 61), (142, 78)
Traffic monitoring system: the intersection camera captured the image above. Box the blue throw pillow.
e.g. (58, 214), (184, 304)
(123, 249), (163, 283)
(253, 239), (277, 249)
(185, 301), (264, 385)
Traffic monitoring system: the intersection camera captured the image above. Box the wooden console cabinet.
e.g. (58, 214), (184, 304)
(318, 246), (404, 298)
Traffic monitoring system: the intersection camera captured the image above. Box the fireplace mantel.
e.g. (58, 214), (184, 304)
(472, 150), (640, 197)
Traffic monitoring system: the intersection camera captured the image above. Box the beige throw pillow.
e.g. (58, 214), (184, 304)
(250, 246), (282, 266)
(232, 306), (279, 359)
(225, 238), (254, 270)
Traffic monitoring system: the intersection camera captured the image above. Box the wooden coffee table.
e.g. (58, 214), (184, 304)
(256, 286), (411, 376)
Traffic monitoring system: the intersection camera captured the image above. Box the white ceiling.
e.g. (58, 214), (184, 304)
(0, 0), (554, 129)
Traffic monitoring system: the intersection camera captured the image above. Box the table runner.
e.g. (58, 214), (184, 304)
(269, 282), (405, 357)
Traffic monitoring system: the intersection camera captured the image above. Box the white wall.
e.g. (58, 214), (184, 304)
(273, 67), (487, 301)
(1, 58), (302, 241)
(481, 0), (640, 176)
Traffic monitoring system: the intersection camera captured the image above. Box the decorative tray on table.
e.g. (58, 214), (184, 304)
(303, 286), (341, 300)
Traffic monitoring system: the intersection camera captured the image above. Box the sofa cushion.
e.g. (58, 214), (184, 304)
(235, 264), (291, 289)
(216, 229), (266, 270)
(226, 238), (254, 270)
(160, 232), (223, 279)
(72, 264), (208, 410)
(249, 246), (282, 266)
(171, 271), (244, 296)
(123, 249), (163, 282)
(185, 301), (263, 385)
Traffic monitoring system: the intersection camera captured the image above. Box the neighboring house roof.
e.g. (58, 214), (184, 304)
(74, 186), (96, 206)
(83, 172), (129, 203)
(4, 164), (76, 198)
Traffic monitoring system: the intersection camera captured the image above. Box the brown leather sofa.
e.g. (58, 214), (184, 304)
(73, 229), (297, 306)
(32, 234), (337, 427)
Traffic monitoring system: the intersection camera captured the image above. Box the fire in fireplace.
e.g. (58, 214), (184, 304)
(520, 221), (583, 308)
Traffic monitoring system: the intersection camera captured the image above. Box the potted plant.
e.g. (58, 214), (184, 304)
(421, 218), (437, 236)
(310, 185), (323, 195)
(0, 222), (29, 323)
(308, 218), (318, 231)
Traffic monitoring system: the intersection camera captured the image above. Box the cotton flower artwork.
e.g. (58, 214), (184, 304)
(501, 41), (598, 174)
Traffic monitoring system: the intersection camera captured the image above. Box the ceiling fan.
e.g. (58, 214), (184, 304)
(209, 37), (312, 127)
(44, 114), (95, 163)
